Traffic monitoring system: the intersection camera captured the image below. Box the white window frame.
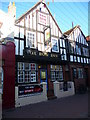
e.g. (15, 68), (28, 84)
(26, 31), (36, 49)
(17, 62), (37, 83)
(50, 65), (63, 81)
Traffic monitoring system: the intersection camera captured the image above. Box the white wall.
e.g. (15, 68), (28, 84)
(15, 82), (47, 107)
(53, 81), (75, 98)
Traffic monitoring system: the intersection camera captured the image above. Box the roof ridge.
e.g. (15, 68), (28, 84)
(63, 25), (79, 35)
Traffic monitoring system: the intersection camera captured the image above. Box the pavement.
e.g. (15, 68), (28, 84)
(2, 93), (88, 118)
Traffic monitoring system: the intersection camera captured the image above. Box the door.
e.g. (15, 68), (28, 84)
(40, 69), (48, 90)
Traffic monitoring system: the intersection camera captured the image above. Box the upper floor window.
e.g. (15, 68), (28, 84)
(26, 31), (36, 48)
(83, 47), (89, 57)
(60, 39), (65, 48)
(60, 48), (67, 60)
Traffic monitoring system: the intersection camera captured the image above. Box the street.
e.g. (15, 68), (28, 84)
(2, 93), (88, 118)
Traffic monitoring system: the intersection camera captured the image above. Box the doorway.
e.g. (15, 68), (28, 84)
(40, 69), (48, 90)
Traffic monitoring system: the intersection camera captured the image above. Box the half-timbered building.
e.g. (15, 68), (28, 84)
(14, 1), (67, 98)
(63, 25), (90, 92)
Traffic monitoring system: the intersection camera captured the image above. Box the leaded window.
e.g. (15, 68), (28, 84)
(26, 31), (36, 48)
(17, 62), (37, 83)
(50, 65), (63, 81)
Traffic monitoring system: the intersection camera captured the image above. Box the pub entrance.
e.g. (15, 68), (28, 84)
(40, 69), (48, 90)
(38, 64), (48, 91)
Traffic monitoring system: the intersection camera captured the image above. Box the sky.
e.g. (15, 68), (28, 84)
(0, 0), (88, 36)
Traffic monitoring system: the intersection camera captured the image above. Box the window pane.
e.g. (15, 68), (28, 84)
(26, 31), (36, 48)
(50, 65), (63, 81)
(70, 55), (73, 62)
(78, 68), (83, 78)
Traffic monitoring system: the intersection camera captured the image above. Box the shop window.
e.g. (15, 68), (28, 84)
(78, 68), (83, 79)
(17, 62), (37, 83)
(50, 65), (63, 81)
(26, 31), (36, 48)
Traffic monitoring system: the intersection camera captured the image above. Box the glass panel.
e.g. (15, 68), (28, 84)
(15, 39), (18, 55)
(70, 55), (73, 62)
(26, 31), (36, 48)
(50, 65), (63, 81)
(31, 71), (36, 82)
(78, 68), (83, 78)
(20, 40), (24, 55)
(25, 71), (30, 83)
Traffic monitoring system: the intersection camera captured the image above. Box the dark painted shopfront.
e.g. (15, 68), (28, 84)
(0, 42), (15, 109)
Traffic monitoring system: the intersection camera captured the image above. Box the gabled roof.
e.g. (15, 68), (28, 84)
(15, 1), (62, 34)
(15, 1), (41, 23)
(64, 26), (77, 36)
(63, 25), (87, 40)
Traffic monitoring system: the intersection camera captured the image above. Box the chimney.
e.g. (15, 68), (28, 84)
(8, 1), (16, 20)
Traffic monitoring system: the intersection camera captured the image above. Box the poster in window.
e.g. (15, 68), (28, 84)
(52, 38), (59, 52)
(41, 70), (46, 80)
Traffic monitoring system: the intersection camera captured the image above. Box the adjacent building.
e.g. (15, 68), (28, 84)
(63, 25), (90, 92)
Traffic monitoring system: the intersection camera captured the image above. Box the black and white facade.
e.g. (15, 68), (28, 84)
(14, 1), (90, 96)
